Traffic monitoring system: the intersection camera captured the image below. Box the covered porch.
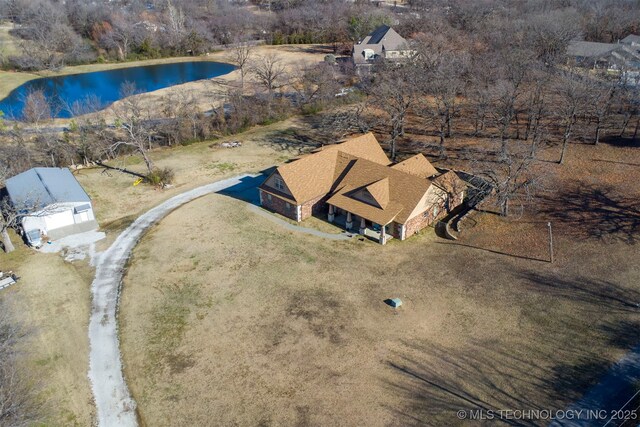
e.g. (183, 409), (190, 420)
(327, 204), (393, 245)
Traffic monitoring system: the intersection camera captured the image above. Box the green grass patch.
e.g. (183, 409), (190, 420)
(145, 281), (208, 376)
(205, 161), (237, 174)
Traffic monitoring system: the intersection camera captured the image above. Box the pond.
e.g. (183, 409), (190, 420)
(0, 61), (235, 119)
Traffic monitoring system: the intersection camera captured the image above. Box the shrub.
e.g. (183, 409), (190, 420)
(146, 167), (175, 187)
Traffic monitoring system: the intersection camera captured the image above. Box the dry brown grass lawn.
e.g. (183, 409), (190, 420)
(119, 135), (640, 425)
(0, 233), (94, 426)
(0, 118), (305, 425)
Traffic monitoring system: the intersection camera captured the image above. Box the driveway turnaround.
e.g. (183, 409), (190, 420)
(88, 175), (253, 427)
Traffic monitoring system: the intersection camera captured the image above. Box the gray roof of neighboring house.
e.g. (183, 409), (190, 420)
(621, 34), (640, 45)
(567, 41), (619, 58)
(6, 167), (90, 210)
(353, 25), (409, 64)
(359, 25), (407, 50)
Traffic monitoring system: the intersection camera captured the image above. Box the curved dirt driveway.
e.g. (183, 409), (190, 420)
(88, 175), (253, 427)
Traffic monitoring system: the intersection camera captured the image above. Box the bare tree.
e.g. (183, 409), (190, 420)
(160, 90), (204, 145)
(111, 82), (154, 174)
(250, 53), (287, 114)
(289, 62), (339, 110)
(369, 63), (419, 161)
(0, 298), (43, 424)
(416, 52), (467, 159)
(164, 0), (186, 49)
(230, 41), (253, 91)
(0, 198), (19, 253)
(554, 71), (590, 164)
(22, 89), (51, 124)
(100, 15), (140, 61)
(589, 81), (615, 145)
(473, 142), (546, 217)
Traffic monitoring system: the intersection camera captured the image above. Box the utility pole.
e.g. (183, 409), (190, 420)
(548, 222), (554, 263)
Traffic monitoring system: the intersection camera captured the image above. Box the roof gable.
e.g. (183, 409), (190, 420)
(261, 133), (389, 204)
(391, 154), (437, 178)
(361, 25), (407, 50)
(622, 34), (640, 44)
(329, 158), (431, 224)
(364, 178), (390, 209)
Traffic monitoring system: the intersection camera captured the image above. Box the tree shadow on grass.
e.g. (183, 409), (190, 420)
(384, 272), (640, 426)
(539, 184), (640, 244)
(260, 126), (325, 153)
(598, 135), (640, 148)
(385, 335), (639, 425)
(384, 341), (548, 427)
(519, 271), (640, 313)
(435, 241), (549, 263)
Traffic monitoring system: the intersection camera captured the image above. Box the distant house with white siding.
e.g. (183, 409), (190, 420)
(5, 167), (98, 240)
(352, 25), (415, 73)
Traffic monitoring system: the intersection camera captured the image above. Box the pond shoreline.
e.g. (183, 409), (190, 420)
(0, 54), (232, 102)
(0, 59), (235, 119)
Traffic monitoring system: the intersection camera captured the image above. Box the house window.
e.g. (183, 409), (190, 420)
(286, 202), (291, 209)
(267, 194), (272, 201)
(274, 177), (285, 191)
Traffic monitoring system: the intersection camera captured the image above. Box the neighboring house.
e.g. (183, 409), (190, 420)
(621, 34), (640, 47)
(352, 25), (414, 71)
(5, 167), (98, 241)
(567, 40), (640, 72)
(259, 133), (466, 244)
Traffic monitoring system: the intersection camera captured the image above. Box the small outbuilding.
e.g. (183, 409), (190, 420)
(5, 167), (98, 241)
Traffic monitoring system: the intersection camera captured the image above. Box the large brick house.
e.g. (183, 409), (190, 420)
(258, 133), (466, 244)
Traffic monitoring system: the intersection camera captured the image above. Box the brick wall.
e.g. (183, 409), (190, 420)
(300, 193), (328, 220)
(259, 190), (298, 221)
(402, 192), (465, 239)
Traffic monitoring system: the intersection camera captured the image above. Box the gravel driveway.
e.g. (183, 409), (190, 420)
(88, 175), (253, 427)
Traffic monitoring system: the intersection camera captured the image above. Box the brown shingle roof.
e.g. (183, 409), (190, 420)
(432, 170), (467, 194)
(260, 134), (463, 226)
(365, 178), (390, 209)
(328, 185), (404, 225)
(391, 154), (438, 178)
(327, 157), (431, 225)
(315, 133), (392, 165)
(260, 133), (389, 204)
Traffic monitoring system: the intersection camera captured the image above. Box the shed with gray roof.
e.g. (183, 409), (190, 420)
(6, 167), (98, 241)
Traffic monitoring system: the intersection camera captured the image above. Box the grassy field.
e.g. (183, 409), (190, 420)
(116, 128), (640, 425)
(0, 118), (306, 425)
(0, 236), (94, 426)
(0, 49), (638, 423)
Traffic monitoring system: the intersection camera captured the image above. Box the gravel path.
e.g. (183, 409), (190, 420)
(88, 173), (350, 426)
(88, 175), (253, 427)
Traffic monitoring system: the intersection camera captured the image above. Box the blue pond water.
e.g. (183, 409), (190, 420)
(0, 61), (235, 119)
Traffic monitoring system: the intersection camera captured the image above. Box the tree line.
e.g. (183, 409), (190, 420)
(2, 0), (639, 71)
